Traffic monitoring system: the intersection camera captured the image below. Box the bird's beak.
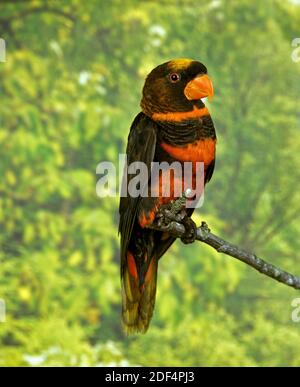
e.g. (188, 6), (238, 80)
(184, 74), (214, 101)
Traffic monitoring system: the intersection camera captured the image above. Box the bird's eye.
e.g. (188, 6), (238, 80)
(169, 73), (181, 83)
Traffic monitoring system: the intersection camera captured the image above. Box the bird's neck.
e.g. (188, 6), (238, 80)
(152, 106), (209, 122)
(152, 105), (214, 146)
(141, 95), (205, 120)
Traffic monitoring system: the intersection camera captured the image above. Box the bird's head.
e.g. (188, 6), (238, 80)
(141, 58), (214, 120)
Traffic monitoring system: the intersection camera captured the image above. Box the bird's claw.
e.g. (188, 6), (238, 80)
(154, 195), (201, 245)
(155, 196), (187, 226)
(180, 217), (197, 245)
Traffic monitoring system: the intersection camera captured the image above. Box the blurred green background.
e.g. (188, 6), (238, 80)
(1, 0), (300, 366)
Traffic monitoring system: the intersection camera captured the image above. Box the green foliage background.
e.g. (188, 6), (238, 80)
(1, 0), (300, 366)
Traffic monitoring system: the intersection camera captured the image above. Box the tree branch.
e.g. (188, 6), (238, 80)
(150, 220), (300, 290)
(0, 6), (76, 24)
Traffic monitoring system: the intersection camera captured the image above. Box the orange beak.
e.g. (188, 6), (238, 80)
(184, 74), (214, 101)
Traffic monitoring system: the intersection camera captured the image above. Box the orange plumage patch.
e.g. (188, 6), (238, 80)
(160, 138), (216, 166)
(138, 138), (216, 229)
(139, 210), (157, 228)
(152, 107), (209, 122)
(127, 252), (138, 279)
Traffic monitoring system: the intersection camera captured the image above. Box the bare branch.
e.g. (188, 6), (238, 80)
(0, 6), (76, 24)
(150, 220), (300, 290)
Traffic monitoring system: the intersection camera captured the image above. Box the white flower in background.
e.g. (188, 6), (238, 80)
(149, 25), (167, 47)
(149, 25), (166, 38)
(209, 0), (222, 9)
(78, 71), (91, 85)
(49, 40), (63, 58)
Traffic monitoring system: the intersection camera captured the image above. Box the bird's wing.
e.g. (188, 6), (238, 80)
(119, 112), (158, 264)
(205, 159), (215, 184)
(203, 115), (216, 184)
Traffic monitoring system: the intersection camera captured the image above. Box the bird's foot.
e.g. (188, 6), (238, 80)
(155, 196), (187, 227)
(157, 189), (194, 222)
(154, 194), (201, 245)
(180, 216), (197, 245)
(154, 208), (184, 232)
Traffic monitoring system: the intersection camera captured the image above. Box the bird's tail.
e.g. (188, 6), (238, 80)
(121, 252), (158, 334)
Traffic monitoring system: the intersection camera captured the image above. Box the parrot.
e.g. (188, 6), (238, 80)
(119, 59), (216, 334)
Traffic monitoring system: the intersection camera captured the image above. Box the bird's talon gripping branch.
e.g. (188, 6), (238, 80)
(181, 216), (197, 245)
(167, 196), (187, 218)
(155, 196), (188, 226)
